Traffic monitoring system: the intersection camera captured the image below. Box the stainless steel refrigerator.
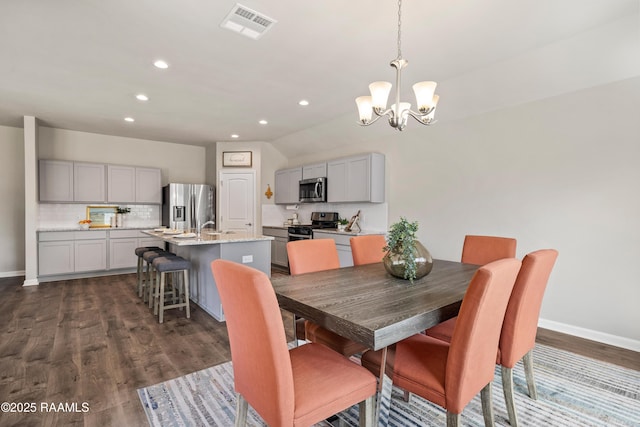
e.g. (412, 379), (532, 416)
(162, 183), (215, 231)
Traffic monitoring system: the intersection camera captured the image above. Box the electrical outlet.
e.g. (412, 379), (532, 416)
(242, 255), (253, 263)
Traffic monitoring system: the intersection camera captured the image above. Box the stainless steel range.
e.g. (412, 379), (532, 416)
(287, 212), (339, 241)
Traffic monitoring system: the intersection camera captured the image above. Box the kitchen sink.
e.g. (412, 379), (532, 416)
(203, 230), (235, 235)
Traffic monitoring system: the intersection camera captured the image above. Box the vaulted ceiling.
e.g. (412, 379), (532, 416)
(0, 0), (636, 147)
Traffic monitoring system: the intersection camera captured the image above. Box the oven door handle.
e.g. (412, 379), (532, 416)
(288, 233), (312, 239)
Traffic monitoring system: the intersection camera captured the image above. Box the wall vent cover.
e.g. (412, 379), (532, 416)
(220, 3), (277, 40)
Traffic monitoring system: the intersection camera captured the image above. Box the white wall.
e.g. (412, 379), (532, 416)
(273, 76), (640, 348)
(0, 125), (25, 276)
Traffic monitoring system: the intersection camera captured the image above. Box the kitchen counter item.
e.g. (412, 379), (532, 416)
(142, 230), (273, 246)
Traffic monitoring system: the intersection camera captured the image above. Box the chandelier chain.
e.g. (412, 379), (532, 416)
(397, 0), (403, 59)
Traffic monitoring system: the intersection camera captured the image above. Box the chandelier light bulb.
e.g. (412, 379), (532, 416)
(355, 96), (373, 124)
(369, 81), (392, 110)
(412, 81), (437, 112)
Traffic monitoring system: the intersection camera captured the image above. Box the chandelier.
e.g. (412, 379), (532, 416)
(355, 0), (439, 131)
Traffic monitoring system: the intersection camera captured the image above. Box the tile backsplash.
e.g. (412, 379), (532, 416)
(38, 204), (161, 228)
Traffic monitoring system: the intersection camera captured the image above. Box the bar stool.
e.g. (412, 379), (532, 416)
(151, 255), (191, 324)
(135, 246), (163, 298)
(143, 250), (174, 306)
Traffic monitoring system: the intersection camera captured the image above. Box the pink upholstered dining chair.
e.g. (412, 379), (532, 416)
(350, 234), (387, 266)
(394, 258), (521, 426)
(461, 234), (517, 265)
(210, 259), (376, 427)
(287, 239), (367, 356)
(426, 249), (558, 427)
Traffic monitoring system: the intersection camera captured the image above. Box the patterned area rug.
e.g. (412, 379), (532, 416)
(138, 343), (640, 426)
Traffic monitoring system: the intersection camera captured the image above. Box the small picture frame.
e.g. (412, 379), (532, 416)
(86, 205), (118, 228)
(223, 151), (252, 167)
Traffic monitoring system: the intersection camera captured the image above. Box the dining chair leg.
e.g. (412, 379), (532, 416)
(446, 412), (460, 427)
(403, 390), (410, 402)
(480, 382), (495, 427)
(234, 393), (248, 427)
(292, 315), (299, 346)
(523, 350), (538, 399)
(501, 365), (519, 427)
(359, 395), (375, 427)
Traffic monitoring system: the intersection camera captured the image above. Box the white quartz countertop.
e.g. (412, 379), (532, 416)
(312, 229), (386, 237)
(38, 226), (158, 232)
(141, 229), (273, 246)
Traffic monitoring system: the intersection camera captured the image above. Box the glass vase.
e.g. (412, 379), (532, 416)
(383, 240), (433, 281)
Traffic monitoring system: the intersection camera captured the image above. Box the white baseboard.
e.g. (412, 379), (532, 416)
(539, 318), (640, 352)
(23, 278), (39, 286)
(0, 270), (25, 278)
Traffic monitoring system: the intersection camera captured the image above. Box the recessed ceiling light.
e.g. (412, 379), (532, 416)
(124, 117), (135, 122)
(298, 100), (309, 106)
(136, 94), (149, 101)
(231, 134), (239, 138)
(153, 60), (169, 69)
(258, 119), (268, 125)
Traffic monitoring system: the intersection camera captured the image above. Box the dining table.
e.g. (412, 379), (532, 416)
(271, 259), (479, 426)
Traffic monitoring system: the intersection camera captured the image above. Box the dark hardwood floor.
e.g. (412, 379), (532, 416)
(0, 272), (636, 426)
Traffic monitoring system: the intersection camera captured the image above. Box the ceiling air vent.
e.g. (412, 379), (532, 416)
(220, 3), (277, 40)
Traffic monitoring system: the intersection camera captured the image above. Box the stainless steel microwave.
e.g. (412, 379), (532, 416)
(299, 177), (327, 203)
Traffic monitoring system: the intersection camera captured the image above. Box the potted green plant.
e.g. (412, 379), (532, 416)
(116, 207), (131, 228)
(337, 217), (349, 231)
(383, 217), (433, 283)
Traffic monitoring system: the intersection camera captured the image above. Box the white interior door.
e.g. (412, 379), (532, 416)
(219, 171), (255, 233)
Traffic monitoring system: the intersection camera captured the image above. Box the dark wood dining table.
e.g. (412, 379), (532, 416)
(271, 259), (479, 426)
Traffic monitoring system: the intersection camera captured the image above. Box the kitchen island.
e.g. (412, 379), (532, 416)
(142, 230), (273, 321)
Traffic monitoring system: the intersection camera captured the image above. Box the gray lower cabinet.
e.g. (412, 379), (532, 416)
(262, 227), (288, 267)
(109, 230), (165, 269)
(38, 230), (108, 275)
(75, 239), (107, 272)
(109, 230), (140, 269)
(38, 240), (75, 275)
(38, 229), (164, 278)
(313, 231), (354, 267)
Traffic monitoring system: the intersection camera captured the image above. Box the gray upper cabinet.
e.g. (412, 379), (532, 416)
(327, 153), (385, 203)
(108, 165), (161, 204)
(302, 162), (327, 179)
(74, 162), (106, 202)
(40, 160), (105, 203)
(275, 167), (302, 204)
(39, 160), (74, 202)
(135, 167), (162, 204)
(40, 160), (160, 204)
(107, 165), (136, 203)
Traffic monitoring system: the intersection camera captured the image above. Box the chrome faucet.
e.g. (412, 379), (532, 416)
(201, 220), (216, 230)
(199, 220), (216, 236)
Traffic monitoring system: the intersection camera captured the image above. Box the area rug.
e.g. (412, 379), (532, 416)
(138, 343), (640, 426)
